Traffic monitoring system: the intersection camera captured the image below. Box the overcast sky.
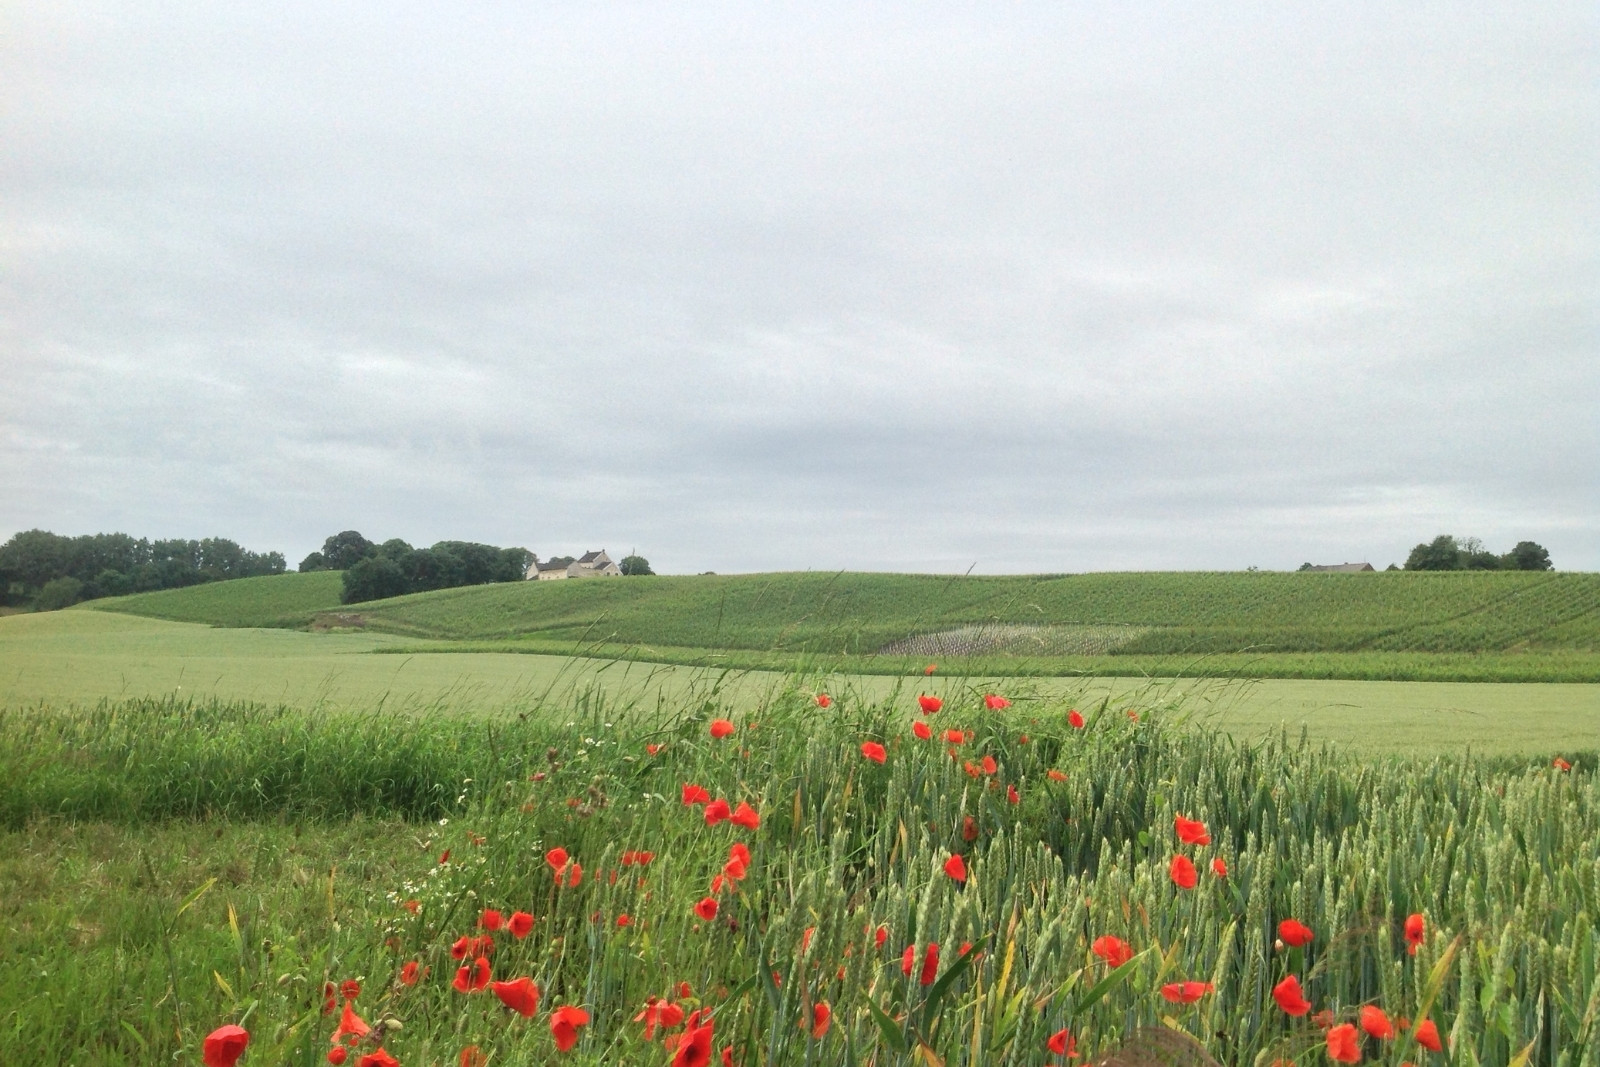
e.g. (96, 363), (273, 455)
(3, 2), (1596, 574)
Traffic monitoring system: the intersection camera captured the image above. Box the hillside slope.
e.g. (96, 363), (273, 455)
(88, 568), (1597, 654)
(81, 571), (345, 628)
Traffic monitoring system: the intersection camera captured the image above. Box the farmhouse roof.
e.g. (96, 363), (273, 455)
(1305, 562), (1375, 572)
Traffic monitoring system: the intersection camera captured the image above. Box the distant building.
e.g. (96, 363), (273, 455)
(525, 549), (622, 580)
(1303, 562), (1376, 572)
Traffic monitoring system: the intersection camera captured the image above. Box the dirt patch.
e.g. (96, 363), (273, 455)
(880, 623), (1153, 657)
(310, 612), (367, 631)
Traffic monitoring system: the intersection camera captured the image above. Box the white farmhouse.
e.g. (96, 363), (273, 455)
(524, 549), (623, 580)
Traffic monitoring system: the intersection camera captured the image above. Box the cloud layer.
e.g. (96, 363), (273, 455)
(4, 2), (1596, 572)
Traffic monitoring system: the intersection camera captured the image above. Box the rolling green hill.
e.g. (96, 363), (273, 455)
(80, 570), (345, 628)
(89, 568), (1600, 658)
(341, 569), (1600, 654)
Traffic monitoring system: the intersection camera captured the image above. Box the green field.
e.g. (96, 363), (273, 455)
(6, 577), (1598, 1064)
(6, 610), (1598, 756)
(1, 689), (1593, 1064)
(81, 569), (1600, 682)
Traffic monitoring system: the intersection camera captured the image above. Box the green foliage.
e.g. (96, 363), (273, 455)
(0, 529), (285, 605)
(1507, 540), (1553, 571)
(342, 556), (411, 604)
(297, 549), (329, 571)
(320, 530), (378, 569)
(620, 554), (654, 576)
(1405, 535), (1556, 572)
(340, 539), (534, 604)
(0, 689), (1592, 1064)
(35, 576), (84, 611)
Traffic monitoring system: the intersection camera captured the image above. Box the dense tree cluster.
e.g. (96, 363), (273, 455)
(299, 531), (534, 604)
(0, 530), (286, 609)
(1403, 535), (1552, 571)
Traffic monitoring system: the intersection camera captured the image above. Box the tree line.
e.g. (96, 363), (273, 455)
(0, 530), (286, 610)
(299, 531), (534, 605)
(1403, 535), (1552, 571)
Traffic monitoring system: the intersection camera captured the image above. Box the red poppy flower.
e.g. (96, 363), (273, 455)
(1127, 709), (1140, 721)
(459, 1048), (487, 1067)
(809, 1001), (831, 1038)
(1170, 854), (1198, 889)
(860, 741), (887, 763)
(546, 848), (570, 876)
(1279, 919), (1314, 947)
(693, 896), (719, 921)
(940, 729), (962, 744)
(710, 719), (736, 739)
(548, 1005), (590, 1051)
(1174, 815), (1211, 845)
(399, 960), (420, 986)
(1359, 1005), (1394, 1040)
(566, 862), (583, 887)
(1007, 784), (1020, 804)
(635, 999), (685, 1040)
(1091, 935), (1134, 968)
(478, 909), (502, 932)
(1553, 757), (1572, 771)
(1212, 857), (1228, 877)
(1048, 769), (1068, 782)
(492, 976), (541, 1017)
(333, 1000), (372, 1045)
(1414, 1019), (1442, 1052)
(924, 663), (937, 675)
(503, 910), (533, 939)
(874, 924), (888, 948)
(1271, 975), (1311, 1016)
(901, 944), (916, 975)
(647, 743), (664, 756)
(357, 1052), (399, 1067)
(1068, 709), (1085, 729)
(1161, 981), (1214, 1003)
(730, 801), (760, 829)
(912, 720), (933, 739)
(944, 854), (967, 882)
(453, 956), (491, 994)
(703, 798), (731, 826)
(202, 1024), (250, 1067)
(815, 693), (832, 707)
(403, 898), (420, 914)
(450, 936), (472, 960)
(958, 814), (977, 841)
(339, 979), (361, 1001)
(1047, 1028), (1077, 1057)
(980, 755), (997, 775)
(672, 1018), (715, 1067)
(919, 943), (940, 985)
(984, 694), (1011, 709)
(721, 1049), (734, 1067)
(323, 981), (337, 1014)
(1326, 1023), (1360, 1063)
(917, 694), (943, 714)
(682, 783), (711, 806)
(1404, 913), (1425, 955)
(328, 1048), (348, 1066)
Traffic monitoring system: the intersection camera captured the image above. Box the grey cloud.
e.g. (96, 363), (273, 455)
(2, 1), (1595, 574)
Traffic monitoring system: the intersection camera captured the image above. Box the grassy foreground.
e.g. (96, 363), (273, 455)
(1, 688), (1593, 1066)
